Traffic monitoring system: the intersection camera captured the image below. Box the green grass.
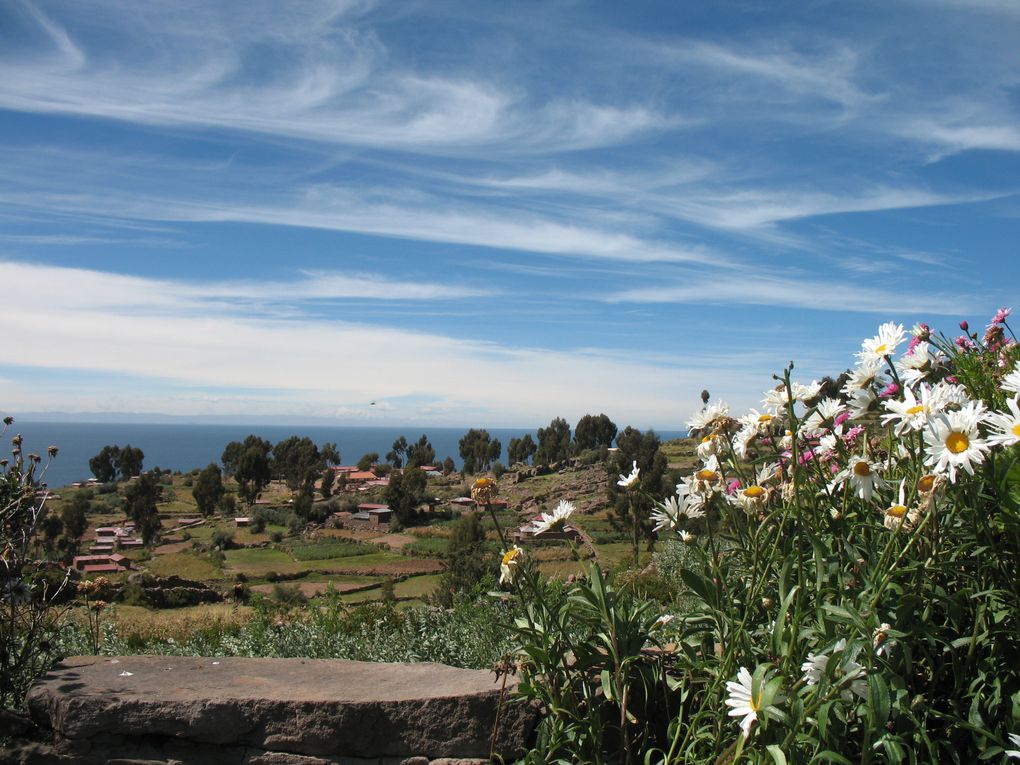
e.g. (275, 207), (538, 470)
(145, 551), (223, 581)
(288, 540), (375, 561)
(402, 536), (448, 558)
(394, 573), (442, 598)
(223, 547), (305, 576)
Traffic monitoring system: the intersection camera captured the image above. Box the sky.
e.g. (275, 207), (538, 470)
(1, 0), (1018, 429)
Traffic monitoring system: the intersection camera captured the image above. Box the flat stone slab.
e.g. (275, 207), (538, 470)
(27, 656), (534, 762)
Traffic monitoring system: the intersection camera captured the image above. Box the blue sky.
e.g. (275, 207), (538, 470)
(1, 0), (1018, 428)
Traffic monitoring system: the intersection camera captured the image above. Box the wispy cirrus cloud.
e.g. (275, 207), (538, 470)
(0, 1), (674, 154)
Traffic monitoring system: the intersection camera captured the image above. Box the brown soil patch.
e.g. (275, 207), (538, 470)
(327, 559), (443, 576)
(249, 581), (374, 597)
(153, 541), (191, 555)
(369, 533), (415, 550)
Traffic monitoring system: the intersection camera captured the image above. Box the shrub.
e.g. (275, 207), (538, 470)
(501, 312), (1020, 764)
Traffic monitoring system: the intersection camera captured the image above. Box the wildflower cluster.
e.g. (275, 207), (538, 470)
(647, 310), (1020, 761)
(507, 309), (1020, 764)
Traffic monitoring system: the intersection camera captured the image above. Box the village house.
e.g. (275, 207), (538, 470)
(72, 552), (131, 574)
(331, 503), (393, 530)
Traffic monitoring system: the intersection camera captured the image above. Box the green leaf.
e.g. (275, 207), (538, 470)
(766, 744), (788, 765)
(679, 568), (716, 607)
(869, 672), (890, 726)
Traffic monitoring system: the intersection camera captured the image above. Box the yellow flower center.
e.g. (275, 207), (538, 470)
(853, 461), (872, 477)
(887, 504), (907, 519)
(906, 405), (925, 415)
(745, 485), (766, 498)
(502, 548), (521, 566)
(701, 436), (715, 444)
(1012, 423), (1020, 438)
(695, 469), (718, 482)
(874, 343), (888, 355)
(945, 431), (969, 454)
(917, 474), (936, 493)
(758, 414), (773, 423)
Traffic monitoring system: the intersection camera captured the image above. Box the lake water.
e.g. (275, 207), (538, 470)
(8, 422), (685, 489)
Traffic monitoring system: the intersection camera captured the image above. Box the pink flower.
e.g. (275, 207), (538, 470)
(959, 320), (969, 332)
(955, 336), (974, 350)
(834, 412), (850, 428)
(879, 382), (900, 398)
(727, 479), (741, 495)
(991, 307), (1011, 325)
(907, 336), (922, 353)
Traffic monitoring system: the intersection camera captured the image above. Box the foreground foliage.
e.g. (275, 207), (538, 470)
(498, 311), (1020, 764)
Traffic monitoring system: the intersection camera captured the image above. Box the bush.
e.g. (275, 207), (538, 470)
(500, 313), (1020, 764)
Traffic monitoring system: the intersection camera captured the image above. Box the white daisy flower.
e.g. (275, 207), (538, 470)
(679, 530), (696, 543)
(617, 460), (640, 488)
(499, 546), (523, 585)
(815, 428), (841, 457)
(881, 384), (936, 436)
(843, 359), (884, 393)
(696, 434), (722, 460)
(986, 396), (1020, 447)
(930, 380), (970, 408)
(733, 426), (756, 460)
(792, 379), (823, 402)
(724, 667), (759, 738)
(858, 322), (906, 363)
(762, 385), (792, 414)
(1002, 362), (1020, 395)
(686, 401), (730, 434)
(690, 455), (724, 497)
(1005, 732), (1020, 760)
(651, 488), (705, 532)
(802, 397), (844, 435)
(801, 640), (867, 701)
(923, 402), (991, 482)
(724, 666), (784, 739)
(896, 341), (934, 387)
(846, 386), (878, 420)
(883, 479), (910, 531)
(830, 455), (887, 501)
(738, 409), (780, 434)
(533, 500), (575, 534)
(730, 483), (770, 515)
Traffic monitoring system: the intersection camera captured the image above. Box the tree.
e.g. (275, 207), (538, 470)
(442, 456), (456, 474)
(458, 429), (501, 474)
(386, 436), (408, 468)
(321, 441), (341, 467)
(116, 444), (144, 480)
(229, 437), (272, 506)
(535, 417), (571, 465)
(320, 467), (335, 499)
(608, 427), (668, 565)
(221, 434), (271, 476)
(192, 463), (225, 517)
(61, 492), (90, 541)
(357, 452), (379, 472)
(123, 471), (162, 546)
(406, 434), (436, 468)
(385, 467), (427, 526)
(438, 512), (491, 605)
(272, 435), (322, 490)
(89, 445), (120, 483)
(508, 434), (537, 466)
(573, 413), (618, 453)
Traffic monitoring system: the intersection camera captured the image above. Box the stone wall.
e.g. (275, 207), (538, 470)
(2, 656), (537, 765)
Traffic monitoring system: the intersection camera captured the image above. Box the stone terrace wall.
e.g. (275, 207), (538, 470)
(3, 656), (538, 765)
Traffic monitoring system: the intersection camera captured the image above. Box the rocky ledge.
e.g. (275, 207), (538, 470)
(9, 655), (537, 765)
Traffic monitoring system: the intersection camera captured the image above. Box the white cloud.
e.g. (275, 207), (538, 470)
(0, 1), (672, 154)
(0, 262), (765, 426)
